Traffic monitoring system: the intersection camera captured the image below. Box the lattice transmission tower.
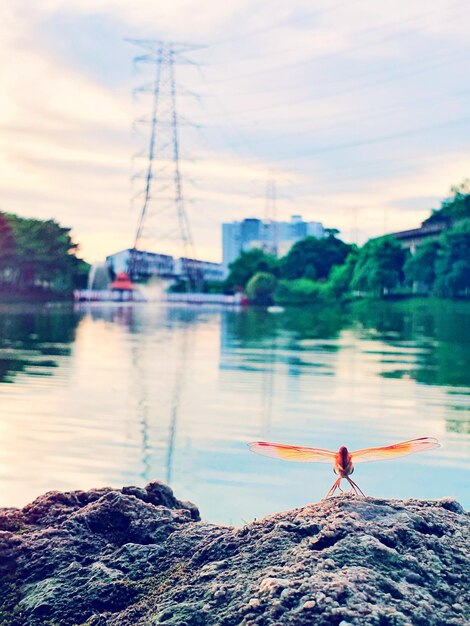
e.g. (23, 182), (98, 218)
(128, 39), (202, 279)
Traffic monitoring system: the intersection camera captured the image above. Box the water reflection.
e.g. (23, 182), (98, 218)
(0, 300), (469, 524)
(222, 305), (346, 346)
(0, 306), (78, 382)
(352, 299), (470, 388)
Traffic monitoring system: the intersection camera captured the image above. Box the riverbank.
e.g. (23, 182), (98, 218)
(1, 481), (468, 626)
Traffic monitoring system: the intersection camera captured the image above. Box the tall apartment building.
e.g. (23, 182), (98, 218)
(222, 215), (324, 273)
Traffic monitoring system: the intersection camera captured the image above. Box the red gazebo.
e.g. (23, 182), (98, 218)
(110, 272), (135, 300)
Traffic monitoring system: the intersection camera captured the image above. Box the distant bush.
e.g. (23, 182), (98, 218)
(246, 272), (277, 305)
(167, 280), (187, 293)
(275, 278), (328, 306)
(225, 249), (278, 292)
(204, 280), (226, 294)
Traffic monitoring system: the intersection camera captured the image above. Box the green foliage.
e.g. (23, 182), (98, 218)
(168, 279), (187, 293)
(246, 271), (277, 305)
(426, 179), (470, 224)
(351, 236), (405, 296)
(325, 250), (358, 298)
(279, 234), (352, 281)
(225, 183), (470, 305)
(225, 248), (278, 291)
(0, 212), (89, 296)
(203, 280), (226, 294)
(275, 278), (327, 306)
(404, 239), (440, 291)
(434, 219), (470, 298)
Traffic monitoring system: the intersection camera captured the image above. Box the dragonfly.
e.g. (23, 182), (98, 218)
(248, 437), (440, 498)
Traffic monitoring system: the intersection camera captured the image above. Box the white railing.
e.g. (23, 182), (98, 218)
(165, 293), (243, 305)
(73, 290), (145, 302)
(74, 290), (242, 305)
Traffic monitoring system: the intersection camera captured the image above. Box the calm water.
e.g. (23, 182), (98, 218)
(0, 299), (469, 524)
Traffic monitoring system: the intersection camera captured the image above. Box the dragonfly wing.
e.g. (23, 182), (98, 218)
(248, 441), (336, 463)
(351, 437), (440, 463)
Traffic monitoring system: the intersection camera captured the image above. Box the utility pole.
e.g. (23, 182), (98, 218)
(128, 39), (201, 281)
(351, 206), (360, 245)
(264, 175), (278, 256)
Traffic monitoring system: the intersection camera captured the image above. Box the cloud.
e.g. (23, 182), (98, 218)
(0, 0), (469, 261)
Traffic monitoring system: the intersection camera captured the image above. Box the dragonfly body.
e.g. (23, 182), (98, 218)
(248, 437), (439, 499)
(334, 445), (353, 477)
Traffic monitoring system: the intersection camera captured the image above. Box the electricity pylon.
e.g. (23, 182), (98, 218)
(128, 39), (202, 279)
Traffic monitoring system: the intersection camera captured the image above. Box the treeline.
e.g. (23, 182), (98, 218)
(0, 212), (89, 299)
(224, 180), (470, 305)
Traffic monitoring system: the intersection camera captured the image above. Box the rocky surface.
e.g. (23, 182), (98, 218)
(0, 482), (468, 626)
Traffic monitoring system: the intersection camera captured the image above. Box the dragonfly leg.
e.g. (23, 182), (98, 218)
(346, 476), (366, 497)
(324, 477), (342, 499)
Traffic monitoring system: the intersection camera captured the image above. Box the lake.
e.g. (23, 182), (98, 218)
(0, 299), (469, 525)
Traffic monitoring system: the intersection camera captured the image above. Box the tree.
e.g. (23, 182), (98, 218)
(351, 236), (405, 296)
(403, 240), (440, 292)
(246, 272), (277, 305)
(279, 234), (352, 281)
(426, 179), (470, 225)
(434, 219), (470, 298)
(0, 212), (89, 295)
(225, 248), (278, 291)
(325, 249), (358, 298)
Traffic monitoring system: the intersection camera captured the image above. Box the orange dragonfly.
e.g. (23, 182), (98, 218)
(248, 437), (440, 498)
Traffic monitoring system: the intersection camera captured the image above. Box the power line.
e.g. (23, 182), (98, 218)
(205, 0), (362, 50)
(192, 86), (470, 137)
(268, 115), (470, 162)
(200, 48), (470, 119)
(203, 0), (468, 84)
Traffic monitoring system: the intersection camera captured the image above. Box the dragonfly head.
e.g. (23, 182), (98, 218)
(334, 445), (354, 477)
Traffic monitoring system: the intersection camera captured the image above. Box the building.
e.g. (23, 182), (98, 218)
(389, 218), (450, 253)
(222, 215), (325, 273)
(106, 248), (223, 283)
(173, 257), (224, 282)
(106, 249), (175, 279)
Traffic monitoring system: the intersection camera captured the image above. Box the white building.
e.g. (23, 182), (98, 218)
(106, 249), (175, 278)
(106, 248), (224, 282)
(222, 215), (324, 273)
(173, 257), (225, 282)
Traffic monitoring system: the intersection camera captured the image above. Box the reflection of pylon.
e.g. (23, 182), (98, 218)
(165, 323), (191, 485)
(128, 39), (202, 277)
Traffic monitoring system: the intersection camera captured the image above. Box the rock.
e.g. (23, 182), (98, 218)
(0, 484), (468, 626)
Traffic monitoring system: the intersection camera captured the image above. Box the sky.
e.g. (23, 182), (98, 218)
(1, 0), (470, 263)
